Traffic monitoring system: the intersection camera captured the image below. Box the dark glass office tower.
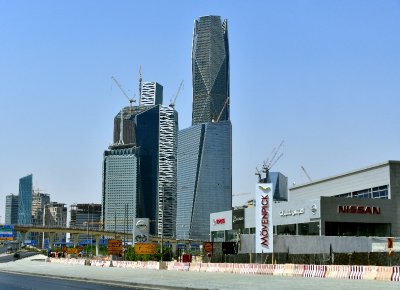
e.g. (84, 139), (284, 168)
(18, 174), (32, 226)
(176, 121), (232, 241)
(104, 99), (178, 238)
(192, 15), (229, 125)
(5, 194), (19, 225)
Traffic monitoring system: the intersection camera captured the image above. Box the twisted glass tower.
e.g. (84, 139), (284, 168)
(177, 16), (232, 241)
(192, 15), (229, 125)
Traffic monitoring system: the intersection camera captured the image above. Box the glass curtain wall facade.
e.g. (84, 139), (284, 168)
(18, 174), (32, 226)
(72, 203), (102, 242)
(192, 15), (229, 125)
(177, 121), (232, 241)
(5, 194), (19, 225)
(102, 146), (139, 233)
(135, 105), (178, 237)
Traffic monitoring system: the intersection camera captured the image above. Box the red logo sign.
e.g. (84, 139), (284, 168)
(214, 218), (225, 225)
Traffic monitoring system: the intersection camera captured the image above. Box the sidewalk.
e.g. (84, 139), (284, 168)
(0, 254), (398, 290)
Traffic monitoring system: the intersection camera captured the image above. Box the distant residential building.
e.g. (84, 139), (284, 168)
(31, 190), (50, 248)
(70, 203), (101, 242)
(70, 204), (77, 228)
(5, 194), (19, 225)
(18, 174), (33, 226)
(45, 202), (67, 243)
(32, 190), (50, 226)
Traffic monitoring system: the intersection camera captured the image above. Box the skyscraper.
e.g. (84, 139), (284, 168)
(18, 174), (32, 226)
(176, 15), (232, 241)
(103, 82), (178, 237)
(102, 145), (139, 233)
(130, 104), (178, 237)
(176, 122), (232, 240)
(192, 15), (229, 125)
(5, 194), (19, 225)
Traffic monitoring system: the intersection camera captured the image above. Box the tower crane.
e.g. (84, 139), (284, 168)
(111, 76), (135, 111)
(256, 140), (285, 182)
(169, 80), (184, 109)
(301, 166), (312, 182)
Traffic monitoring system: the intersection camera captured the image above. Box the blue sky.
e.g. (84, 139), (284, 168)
(1, 1), (399, 221)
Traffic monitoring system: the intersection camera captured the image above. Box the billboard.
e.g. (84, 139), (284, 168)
(108, 239), (123, 256)
(133, 218), (150, 244)
(0, 225), (14, 241)
(255, 183), (273, 253)
(134, 243), (157, 255)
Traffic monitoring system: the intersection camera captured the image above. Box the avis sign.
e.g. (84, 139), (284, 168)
(255, 183), (273, 253)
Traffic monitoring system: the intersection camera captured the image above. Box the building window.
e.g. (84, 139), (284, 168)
(334, 185), (388, 199)
(277, 224), (296, 235)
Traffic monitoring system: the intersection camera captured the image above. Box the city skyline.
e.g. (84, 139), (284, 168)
(1, 1), (400, 223)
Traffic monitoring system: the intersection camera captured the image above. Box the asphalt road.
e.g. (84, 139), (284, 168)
(0, 251), (39, 263)
(0, 271), (146, 290)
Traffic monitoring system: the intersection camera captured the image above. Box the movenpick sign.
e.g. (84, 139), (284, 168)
(255, 183), (273, 253)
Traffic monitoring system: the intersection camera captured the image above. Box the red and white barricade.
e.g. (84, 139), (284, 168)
(273, 264), (285, 276)
(293, 264), (305, 277)
(392, 266), (400, 282)
(349, 265), (363, 280)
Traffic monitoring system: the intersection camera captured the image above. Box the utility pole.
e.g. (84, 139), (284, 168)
(124, 204), (128, 260)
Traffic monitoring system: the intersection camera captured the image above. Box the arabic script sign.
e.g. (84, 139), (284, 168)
(280, 208), (305, 217)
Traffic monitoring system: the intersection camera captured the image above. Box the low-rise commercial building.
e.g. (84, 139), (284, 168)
(210, 161), (400, 251)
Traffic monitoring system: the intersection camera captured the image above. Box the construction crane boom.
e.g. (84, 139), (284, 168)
(111, 76), (135, 109)
(215, 97), (229, 122)
(257, 140), (285, 182)
(301, 166), (312, 182)
(170, 80), (184, 108)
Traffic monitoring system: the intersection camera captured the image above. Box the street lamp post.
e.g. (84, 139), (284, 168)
(160, 186), (164, 264)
